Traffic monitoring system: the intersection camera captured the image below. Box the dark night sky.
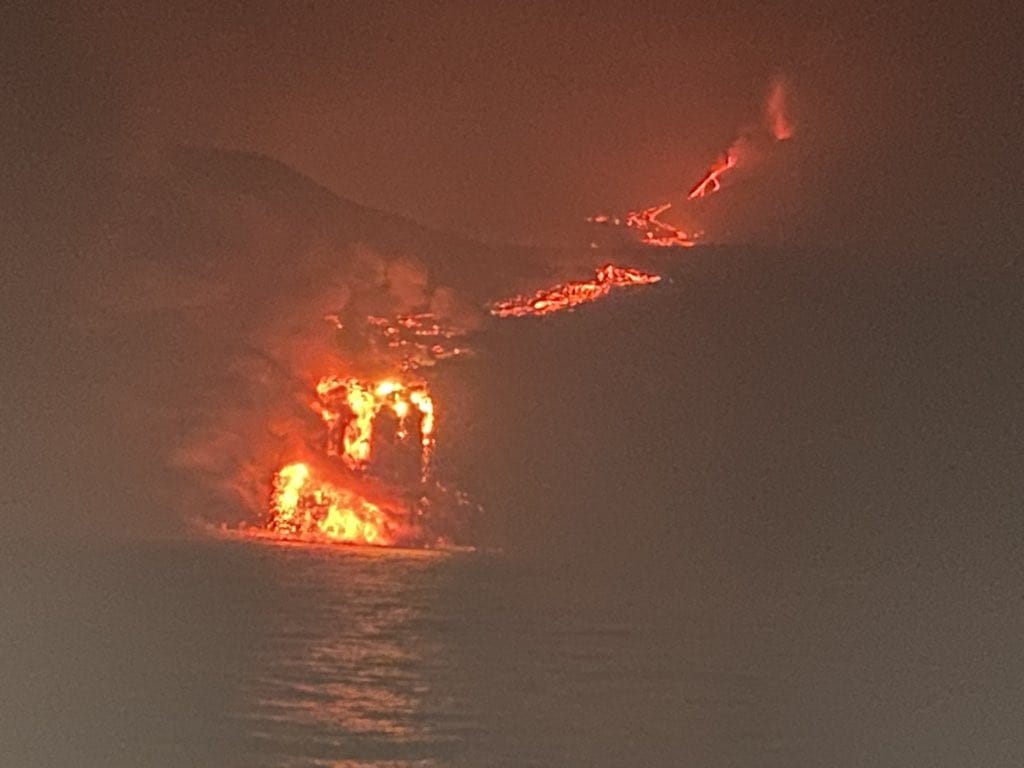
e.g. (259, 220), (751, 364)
(2, 1), (1022, 549)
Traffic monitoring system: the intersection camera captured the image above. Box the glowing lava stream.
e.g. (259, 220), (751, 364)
(589, 205), (698, 248)
(490, 264), (661, 318)
(687, 153), (737, 200)
(589, 76), (793, 247)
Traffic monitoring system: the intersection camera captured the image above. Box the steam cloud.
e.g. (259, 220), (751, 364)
(80, 148), (505, 534)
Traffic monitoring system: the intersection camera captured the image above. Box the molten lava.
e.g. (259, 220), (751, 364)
(588, 204), (700, 248)
(625, 204), (699, 247)
(366, 312), (469, 370)
(240, 75), (798, 550)
(491, 264), (661, 318)
(257, 260), (664, 546)
(254, 372), (439, 547)
(312, 376), (434, 477)
(266, 462), (401, 545)
(589, 75), (795, 246)
(687, 153), (738, 200)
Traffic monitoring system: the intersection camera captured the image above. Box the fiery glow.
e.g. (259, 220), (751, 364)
(491, 264), (661, 318)
(257, 372), (439, 547)
(687, 153), (738, 200)
(312, 375), (434, 477)
(589, 75), (795, 245)
(588, 206), (699, 247)
(266, 462), (398, 545)
(238, 75), (799, 550)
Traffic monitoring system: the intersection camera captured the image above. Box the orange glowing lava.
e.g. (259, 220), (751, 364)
(588, 204), (699, 248)
(266, 462), (400, 545)
(257, 372), (438, 547)
(624, 204), (699, 247)
(312, 376), (434, 477)
(589, 75), (795, 244)
(491, 264), (661, 318)
(241, 76), (799, 550)
(687, 153), (738, 200)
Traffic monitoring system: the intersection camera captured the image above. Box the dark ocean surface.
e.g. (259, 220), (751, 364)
(3, 535), (1021, 767)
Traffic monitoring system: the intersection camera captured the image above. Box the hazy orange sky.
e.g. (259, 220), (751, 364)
(8, 1), (1021, 249)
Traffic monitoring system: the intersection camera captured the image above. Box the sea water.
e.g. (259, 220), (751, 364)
(2, 536), (1020, 767)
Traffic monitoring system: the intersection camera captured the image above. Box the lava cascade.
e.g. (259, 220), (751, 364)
(258, 374), (440, 547)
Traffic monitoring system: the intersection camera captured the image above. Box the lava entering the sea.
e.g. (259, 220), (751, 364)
(249, 370), (446, 548)
(249, 261), (664, 547)
(265, 461), (403, 546)
(233, 76), (795, 550)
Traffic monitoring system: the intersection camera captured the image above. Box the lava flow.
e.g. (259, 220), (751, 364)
(589, 75), (794, 247)
(625, 204), (700, 247)
(491, 264), (661, 319)
(311, 375), (434, 478)
(686, 153), (737, 200)
(254, 264), (663, 545)
(237, 76), (796, 549)
(254, 372), (441, 547)
(365, 312), (469, 370)
(265, 462), (401, 545)
(588, 205), (699, 248)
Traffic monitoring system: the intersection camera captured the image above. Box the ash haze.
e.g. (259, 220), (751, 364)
(3, 2), (1023, 767)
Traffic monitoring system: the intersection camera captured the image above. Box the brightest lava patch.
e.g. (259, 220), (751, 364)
(265, 462), (404, 546)
(251, 375), (437, 548)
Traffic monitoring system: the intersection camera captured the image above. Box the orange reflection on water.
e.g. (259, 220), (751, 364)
(240, 546), (456, 764)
